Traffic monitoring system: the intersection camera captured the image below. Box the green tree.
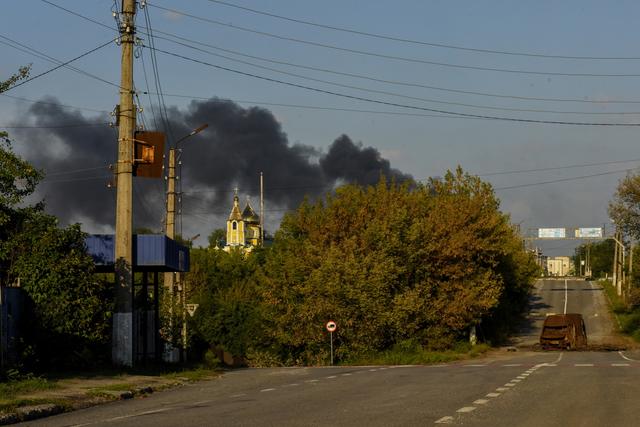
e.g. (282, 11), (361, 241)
(573, 240), (615, 279)
(6, 212), (112, 368)
(208, 228), (226, 248)
(610, 173), (640, 239)
(258, 169), (539, 363)
(0, 66), (112, 370)
(187, 248), (266, 359)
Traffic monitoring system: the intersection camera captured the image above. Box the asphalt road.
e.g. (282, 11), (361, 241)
(24, 279), (640, 427)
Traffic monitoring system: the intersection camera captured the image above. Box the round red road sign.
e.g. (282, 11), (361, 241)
(326, 320), (337, 332)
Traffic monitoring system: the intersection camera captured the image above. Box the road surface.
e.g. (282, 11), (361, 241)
(24, 279), (640, 426)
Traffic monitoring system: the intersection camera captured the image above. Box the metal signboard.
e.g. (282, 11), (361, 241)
(575, 228), (603, 238)
(186, 304), (199, 317)
(133, 131), (165, 178)
(538, 228), (566, 239)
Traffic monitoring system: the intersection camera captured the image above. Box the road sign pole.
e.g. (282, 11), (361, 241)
(330, 331), (334, 366)
(325, 320), (337, 366)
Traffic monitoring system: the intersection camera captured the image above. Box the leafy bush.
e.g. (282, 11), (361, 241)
(258, 170), (539, 363)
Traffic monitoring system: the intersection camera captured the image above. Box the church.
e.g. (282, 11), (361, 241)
(223, 190), (262, 252)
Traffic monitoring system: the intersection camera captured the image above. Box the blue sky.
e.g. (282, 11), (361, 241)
(3, 1), (640, 253)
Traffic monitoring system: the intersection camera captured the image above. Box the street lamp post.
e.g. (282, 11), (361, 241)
(163, 124), (207, 363)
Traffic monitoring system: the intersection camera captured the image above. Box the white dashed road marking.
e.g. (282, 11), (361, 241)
(260, 388), (276, 392)
(612, 363), (630, 367)
(574, 364), (594, 367)
(435, 354), (563, 424)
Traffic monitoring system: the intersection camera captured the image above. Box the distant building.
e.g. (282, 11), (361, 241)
(547, 256), (573, 277)
(223, 190), (262, 252)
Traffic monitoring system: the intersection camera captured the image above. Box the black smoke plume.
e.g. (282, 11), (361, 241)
(13, 97), (412, 233)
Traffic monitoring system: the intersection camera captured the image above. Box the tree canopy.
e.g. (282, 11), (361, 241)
(253, 169), (538, 363)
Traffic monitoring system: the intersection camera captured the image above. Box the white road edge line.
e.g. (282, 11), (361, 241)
(619, 350), (638, 362)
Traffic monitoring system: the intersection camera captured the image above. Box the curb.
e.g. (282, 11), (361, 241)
(0, 404), (65, 426)
(0, 385), (159, 426)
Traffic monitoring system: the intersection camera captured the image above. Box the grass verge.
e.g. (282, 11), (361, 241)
(0, 377), (58, 399)
(600, 279), (640, 342)
(0, 365), (220, 416)
(345, 342), (491, 365)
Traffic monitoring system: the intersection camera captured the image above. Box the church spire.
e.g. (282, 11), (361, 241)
(228, 187), (242, 221)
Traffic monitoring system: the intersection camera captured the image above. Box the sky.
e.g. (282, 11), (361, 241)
(3, 0), (640, 254)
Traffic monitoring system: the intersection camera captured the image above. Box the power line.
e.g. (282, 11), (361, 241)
(149, 3), (640, 78)
(145, 28), (640, 106)
(0, 122), (109, 129)
(39, 174), (112, 184)
(479, 158), (640, 176)
(149, 33), (640, 116)
(0, 34), (120, 89)
(139, 45), (159, 130)
(182, 162), (638, 198)
(149, 45), (640, 126)
(44, 165), (110, 177)
(205, 0), (640, 61)
(39, 0), (640, 104)
(39, 0), (114, 31)
(0, 93), (110, 113)
(494, 169), (632, 190)
(1, 39), (115, 93)
(142, 4), (175, 142)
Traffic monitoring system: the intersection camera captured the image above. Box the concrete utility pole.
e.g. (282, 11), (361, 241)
(113, 0), (137, 367)
(260, 172), (265, 245)
(163, 147), (178, 362)
(164, 124), (207, 363)
(613, 231), (619, 295)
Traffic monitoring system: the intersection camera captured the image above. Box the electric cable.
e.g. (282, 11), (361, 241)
(149, 33), (640, 116)
(148, 45), (640, 126)
(1, 39), (116, 93)
(39, 0), (640, 105)
(0, 93), (110, 113)
(139, 46), (159, 130)
(494, 168), (632, 190)
(0, 35), (120, 90)
(144, 28), (640, 106)
(479, 158), (640, 176)
(142, 5), (175, 143)
(205, 0), (640, 61)
(148, 3), (640, 78)
(0, 122), (109, 129)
